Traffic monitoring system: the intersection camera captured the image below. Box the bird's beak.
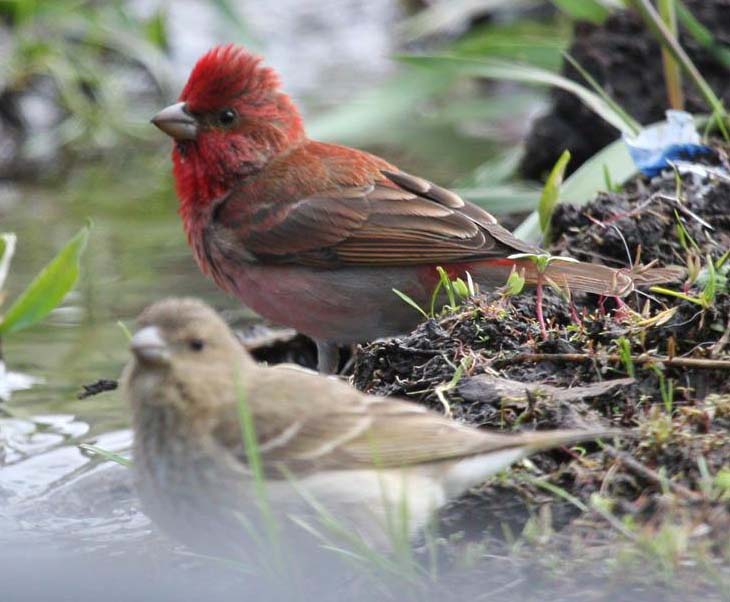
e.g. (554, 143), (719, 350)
(131, 326), (170, 365)
(151, 102), (198, 140)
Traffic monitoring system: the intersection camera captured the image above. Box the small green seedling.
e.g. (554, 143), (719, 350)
(393, 267), (477, 320)
(500, 266), (526, 299)
(617, 337), (635, 379)
(673, 210), (700, 253)
(508, 252), (579, 340)
(650, 364), (675, 414)
(651, 253), (719, 309)
(435, 356), (473, 418)
(538, 149), (571, 245)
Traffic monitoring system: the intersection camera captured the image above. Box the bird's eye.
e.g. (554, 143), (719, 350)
(218, 108), (236, 126)
(189, 338), (205, 352)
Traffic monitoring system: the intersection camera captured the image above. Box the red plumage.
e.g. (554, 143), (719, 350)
(181, 45), (280, 113)
(153, 45), (683, 371)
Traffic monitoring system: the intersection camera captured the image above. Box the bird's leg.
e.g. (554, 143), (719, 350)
(316, 340), (341, 374)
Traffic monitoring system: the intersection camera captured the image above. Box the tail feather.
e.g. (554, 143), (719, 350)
(506, 428), (625, 453)
(510, 259), (686, 297)
(445, 428), (623, 496)
(628, 265), (686, 287)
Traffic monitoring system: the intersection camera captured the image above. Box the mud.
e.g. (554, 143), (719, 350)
(520, 0), (730, 180)
(350, 141), (730, 595)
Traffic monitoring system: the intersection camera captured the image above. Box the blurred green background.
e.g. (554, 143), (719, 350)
(1, 0), (729, 502)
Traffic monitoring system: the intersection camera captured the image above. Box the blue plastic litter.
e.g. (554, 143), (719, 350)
(623, 110), (711, 177)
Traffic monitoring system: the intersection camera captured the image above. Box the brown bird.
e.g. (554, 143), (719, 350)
(123, 297), (618, 557)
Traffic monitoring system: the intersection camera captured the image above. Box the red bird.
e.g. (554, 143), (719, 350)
(153, 45), (678, 372)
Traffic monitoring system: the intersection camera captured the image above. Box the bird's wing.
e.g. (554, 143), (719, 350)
(211, 376), (566, 478)
(209, 168), (538, 268)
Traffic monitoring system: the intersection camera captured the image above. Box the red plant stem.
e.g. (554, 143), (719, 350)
(536, 275), (547, 340)
(614, 296), (629, 310)
(569, 302), (582, 327)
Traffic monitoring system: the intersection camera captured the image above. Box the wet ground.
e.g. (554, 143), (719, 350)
(349, 142), (730, 598)
(2, 2), (730, 599)
(1, 0), (403, 547)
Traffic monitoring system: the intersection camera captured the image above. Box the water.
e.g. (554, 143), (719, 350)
(0, 154), (218, 547)
(0, 3), (542, 596)
(0, 2), (408, 592)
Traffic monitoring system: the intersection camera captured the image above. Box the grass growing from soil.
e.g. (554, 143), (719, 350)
(351, 141), (730, 600)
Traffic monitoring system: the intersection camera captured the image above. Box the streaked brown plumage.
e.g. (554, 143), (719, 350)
(123, 297), (620, 556)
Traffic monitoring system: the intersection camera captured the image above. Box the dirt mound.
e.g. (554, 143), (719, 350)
(519, 1), (730, 180)
(352, 143), (730, 595)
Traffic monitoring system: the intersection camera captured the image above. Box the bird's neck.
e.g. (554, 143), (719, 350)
(173, 146), (232, 235)
(173, 132), (305, 238)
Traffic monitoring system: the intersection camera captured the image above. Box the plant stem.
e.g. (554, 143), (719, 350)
(628, 0), (729, 140)
(658, 0), (684, 110)
(510, 352), (730, 370)
(602, 445), (701, 500)
(535, 276), (548, 340)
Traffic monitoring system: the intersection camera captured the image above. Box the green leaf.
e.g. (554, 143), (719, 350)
(436, 266), (456, 307)
(454, 19), (569, 71)
(145, 8), (168, 50)
(78, 444), (132, 467)
(563, 53), (641, 134)
(452, 278), (470, 298)
(399, 0), (538, 43)
(392, 288), (429, 319)
(514, 134), (635, 242)
(504, 268), (526, 296)
(551, 0), (611, 24)
(701, 254), (718, 308)
(538, 149), (571, 242)
(397, 54), (638, 135)
(627, 0), (729, 140)
(0, 223), (90, 335)
(677, 0), (730, 69)
(0, 233), (17, 294)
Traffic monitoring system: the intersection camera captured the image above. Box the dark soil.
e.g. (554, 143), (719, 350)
(519, 0), (730, 180)
(350, 143), (730, 597)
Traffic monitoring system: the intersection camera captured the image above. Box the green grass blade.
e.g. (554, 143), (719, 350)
(539, 149), (572, 243)
(0, 223), (90, 335)
(392, 288), (429, 319)
(628, 0), (729, 140)
(78, 443), (132, 467)
(397, 54), (639, 134)
(551, 0), (611, 24)
(676, 1), (730, 69)
(658, 0), (684, 110)
(563, 53), (642, 134)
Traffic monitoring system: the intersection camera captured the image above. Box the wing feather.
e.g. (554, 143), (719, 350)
(210, 167), (540, 267)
